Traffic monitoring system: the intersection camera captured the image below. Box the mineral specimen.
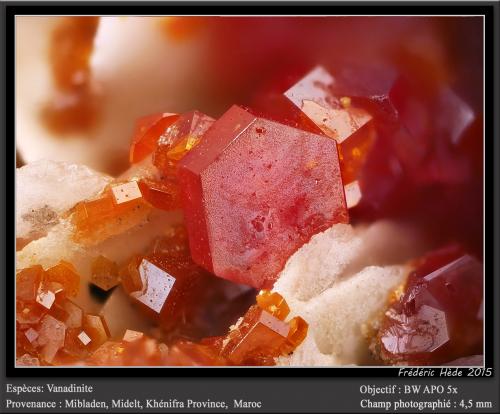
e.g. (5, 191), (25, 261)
(375, 245), (483, 365)
(178, 105), (348, 289)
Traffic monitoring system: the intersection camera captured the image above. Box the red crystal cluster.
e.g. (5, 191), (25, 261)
(17, 55), (482, 366)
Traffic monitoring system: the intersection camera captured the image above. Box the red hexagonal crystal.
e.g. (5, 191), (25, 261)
(375, 245), (483, 365)
(178, 105), (348, 288)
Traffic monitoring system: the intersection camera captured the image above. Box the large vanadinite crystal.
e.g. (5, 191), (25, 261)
(153, 111), (215, 177)
(374, 245), (483, 365)
(178, 105), (348, 289)
(129, 113), (179, 163)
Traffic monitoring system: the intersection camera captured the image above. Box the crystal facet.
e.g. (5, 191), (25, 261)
(375, 246), (483, 365)
(178, 105), (348, 289)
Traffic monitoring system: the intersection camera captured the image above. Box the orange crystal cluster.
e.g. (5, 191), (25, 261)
(16, 262), (110, 365)
(16, 257), (306, 366)
(200, 290), (308, 366)
(84, 290), (306, 366)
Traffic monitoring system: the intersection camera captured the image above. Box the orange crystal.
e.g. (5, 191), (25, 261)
(45, 261), (80, 297)
(153, 111), (214, 177)
(256, 290), (290, 320)
(130, 112), (179, 164)
(138, 178), (181, 211)
(37, 314), (66, 363)
(91, 255), (120, 291)
(72, 183), (150, 243)
(164, 341), (226, 366)
(82, 314), (110, 352)
(210, 290), (308, 365)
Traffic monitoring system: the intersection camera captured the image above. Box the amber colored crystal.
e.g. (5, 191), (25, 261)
(123, 253), (208, 332)
(16, 301), (46, 325)
(16, 266), (44, 301)
(164, 341), (226, 366)
(119, 255), (145, 294)
(37, 314), (66, 363)
(178, 105), (348, 289)
(129, 258), (177, 314)
(82, 314), (110, 352)
(375, 245), (483, 365)
(256, 290), (290, 320)
(45, 261), (80, 297)
(153, 111), (214, 176)
(122, 330), (144, 342)
(72, 184), (150, 244)
(86, 337), (167, 366)
(138, 178), (181, 211)
(91, 255), (120, 291)
(281, 316), (308, 354)
(220, 306), (289, 365)
(62, 328), (93, 360)
(61, 300), (84, 328)
(130, 113), (179, 164)
(206, 290), (308, 366)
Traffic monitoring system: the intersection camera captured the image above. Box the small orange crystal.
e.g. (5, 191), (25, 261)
(138, 178), (181, 211)
(82, 314), (110, 352)
(256, 290), (290, 320)
(153, 111), (214, 177)
(72, 183), (150, 244)
(91, 255), (120, 291)
(45, 261), (80, 297)
(130, 113), (179, 164)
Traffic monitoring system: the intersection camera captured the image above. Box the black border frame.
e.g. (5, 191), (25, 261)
(3, 1), (498, 379)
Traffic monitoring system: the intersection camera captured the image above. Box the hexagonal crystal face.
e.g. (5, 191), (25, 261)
(178, 105), (348, 289)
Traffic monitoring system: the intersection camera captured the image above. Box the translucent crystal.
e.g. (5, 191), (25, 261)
(153, 110), (214, 176)
(91, 255), (120, 291)
(129, 112), (179, 163)
(178, 105), (348, 289)
(376, 246), (483, 365)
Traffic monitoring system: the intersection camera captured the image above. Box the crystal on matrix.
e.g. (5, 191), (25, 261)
(178, 105), (348, 289)
(129, 112), (179, 164)
(208, 290), (308, 365)
(72, 183), (150, 244)
(375, 246), (483, 365)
